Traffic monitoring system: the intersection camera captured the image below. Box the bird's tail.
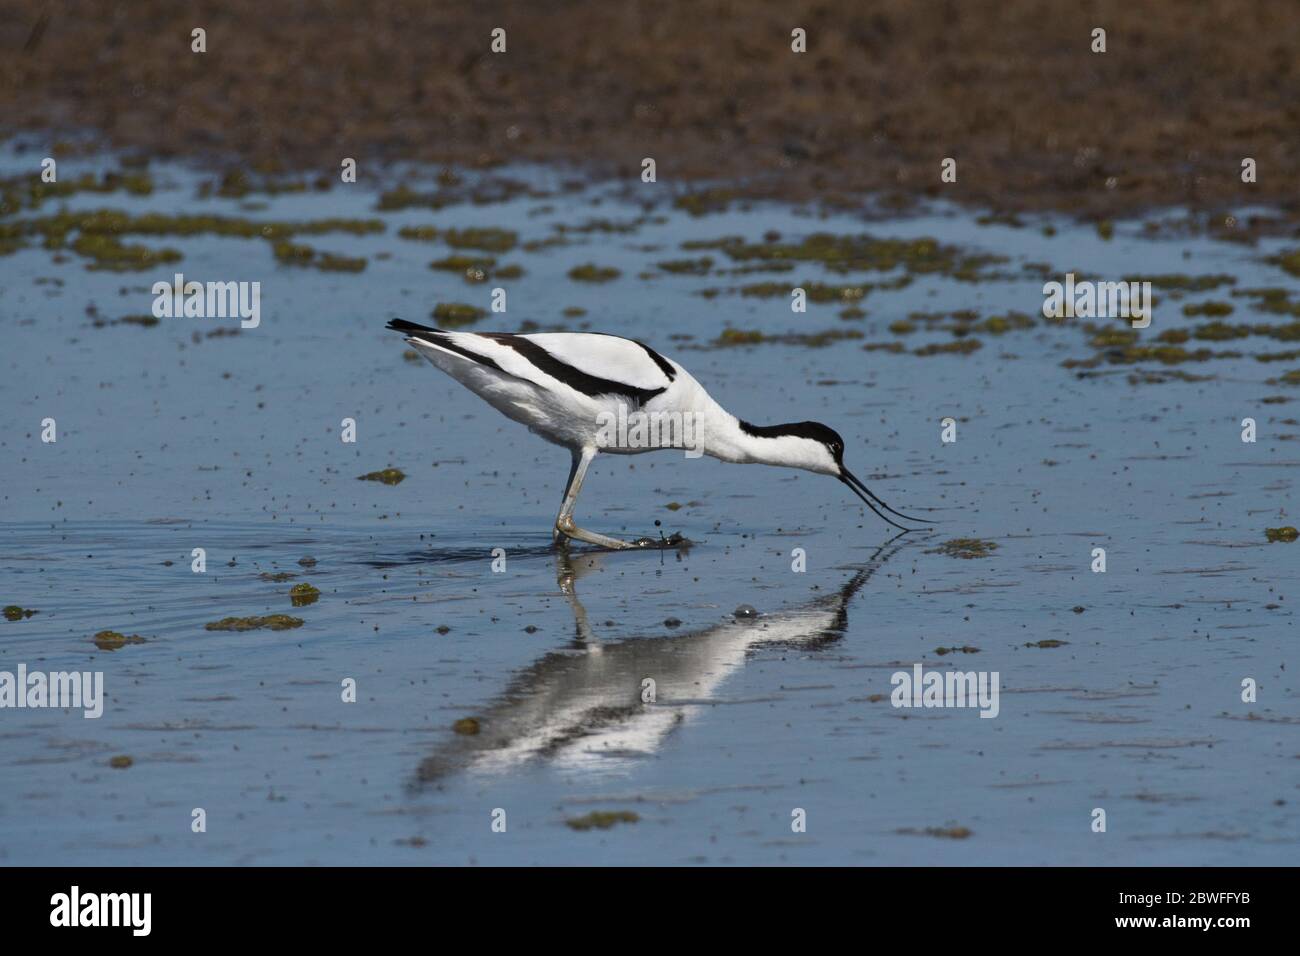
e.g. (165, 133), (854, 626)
(386, 318), (443, 336)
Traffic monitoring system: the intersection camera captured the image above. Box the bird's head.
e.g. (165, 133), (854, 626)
(738, 419), (934, 532)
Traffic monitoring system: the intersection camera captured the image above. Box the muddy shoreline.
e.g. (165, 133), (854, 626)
(2, 0), (1297, 219)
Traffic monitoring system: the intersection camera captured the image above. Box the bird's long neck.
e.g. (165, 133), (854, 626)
(699, 407), (797, 465)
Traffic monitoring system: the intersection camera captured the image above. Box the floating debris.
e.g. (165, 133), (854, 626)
(1182, 301), (1234, 317)
(431, 302), (486, 327)
(289, 583), (321, 607)
(92, 630), (147, 651)
(3, 605), (37, 621)
(733, 605), (758, 619)
(934, 646), (980, 655)
(1265, 526), (1298, 543)
(565, 810), (640, 831)
(927, 538), (999, 559)
(397, 225), (439, 241)
(444, 227), (517, 252)
(897, 825), (972, 839)
(452, 717), (480, 735)
(658, 257), (713, 274)
(357, 468), (406, 485)
(915, 339), (982, 357)
(568, 263), (620, 283)
(108, 755), (134, 769)
(204, 615), (304, 632)
(1025, 639), (1069, 649)
(429, 253), (494, 282)
(259, 572), (297, 582)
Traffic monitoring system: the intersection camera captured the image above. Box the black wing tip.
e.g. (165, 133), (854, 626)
(386, 318), (442, 335)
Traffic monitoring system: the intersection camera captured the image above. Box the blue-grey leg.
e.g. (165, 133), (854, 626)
(554, 447), (641, 550)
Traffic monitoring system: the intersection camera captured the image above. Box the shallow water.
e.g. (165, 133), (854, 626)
(1, 146), (1297, 865)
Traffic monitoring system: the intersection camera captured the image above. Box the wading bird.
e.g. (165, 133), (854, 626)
(387, 319), (932, 548)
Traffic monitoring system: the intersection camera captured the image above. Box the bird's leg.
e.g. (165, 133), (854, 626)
(553, 448), (642, 551)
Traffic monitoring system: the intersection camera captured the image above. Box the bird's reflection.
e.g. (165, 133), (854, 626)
(414, 533), (909, 785)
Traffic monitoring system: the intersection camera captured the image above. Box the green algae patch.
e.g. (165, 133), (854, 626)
(934, 646), (980, 655)
(358, 468), (406, 485)
(70, 234), (181, 271)
(1267, 249), (1300, 278)
(1234, 288), (1300, 317)
(915, 339), (982, 357)
(432, 302), (486, 327)
(272, 240), (315, 264)
(444, 227), (517, 252)
(20, 209), (383, 248)
(1131, 274), (1236, 292)
(1191, 321), (1251, 341)
(1265, 526), (1298, 543)
(93, 630), (147, 651)
(976, 311), (1035, 334)
(1272, 369), (1300, 386)
(673, 187), (741, 217)
(568, 263), (621, 283)
(493, 263), (525, 279)
(289, 583), (321, 607)
(695, 232), (1007, 281)
(1090, 328), (1139, 348)
(658, 257), (714, 275)
(741, 280), (871, 303)
(402, 349), (422, 362)
(397, 225), (440, 241)
(430, 253), (494, 282)
(562, 306), (587, 317)
(711, 327), (863, 349)
(3, 605), (37, 621)
(1025, 639), (1069, 648)
(0, 169), (154, 216)
(1183, 301), (1234, 317)
(565, 810), (640, 831)
(318, 252), (366, 272)
(271, 240), (366, 272)
(109, 755), (134, 769)
(927, 538), (998, 559)
(717, 327), (764, 348)
(889, 321), (916, 335)
(259, 572), (297, 582)
(204, 614), (304, 632)
(897, 826), (973, 839)
(378, 184), (453, 211)
(452, 717), (480, 735)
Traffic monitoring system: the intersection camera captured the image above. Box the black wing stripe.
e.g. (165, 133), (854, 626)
(636, 341), (677, 382)
(483, 333), (666, 405)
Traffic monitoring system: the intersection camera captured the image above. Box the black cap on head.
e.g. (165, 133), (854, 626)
(739, 419), (845, 462)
